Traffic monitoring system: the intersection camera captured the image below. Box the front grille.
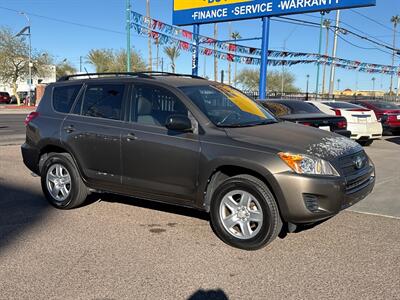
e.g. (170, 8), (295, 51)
(339, 151), (373, 193)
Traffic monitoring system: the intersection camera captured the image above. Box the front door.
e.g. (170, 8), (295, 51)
(120, 83), (200, 203)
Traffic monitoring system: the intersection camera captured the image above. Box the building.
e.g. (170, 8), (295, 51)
(0, 65), (56, 95)
(334, 89), (386, 97)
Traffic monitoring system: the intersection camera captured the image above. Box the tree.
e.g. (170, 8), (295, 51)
(163, 46), (180, 73)
(231, 31), (242, 86)
(87, 48), (146, 73)
(0, 27), (52, 105)
(236, 68), (300, 93)
(390, 15), (400, 94)
(56, 60), (77, 80)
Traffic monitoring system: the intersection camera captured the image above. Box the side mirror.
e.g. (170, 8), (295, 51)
(165, 115), (193, 132)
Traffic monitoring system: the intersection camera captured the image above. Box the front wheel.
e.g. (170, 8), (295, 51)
(210, 175), (282, 250)
(41, 153), (88, 209)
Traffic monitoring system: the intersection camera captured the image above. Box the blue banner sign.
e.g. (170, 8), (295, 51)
(173, 0), (376, 26)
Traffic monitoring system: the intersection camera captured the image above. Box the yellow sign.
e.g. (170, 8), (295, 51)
(214, 85), (266, 118)
(174, 0), (252, 11)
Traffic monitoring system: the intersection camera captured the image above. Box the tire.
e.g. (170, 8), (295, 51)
(41, 152), (88, 209)
(358, 140), (373, 146)
(210, 174), (282, 251)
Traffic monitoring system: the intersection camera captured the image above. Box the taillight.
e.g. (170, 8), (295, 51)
(331, 109), (341, 116)
(387, 115), (398, 122)
(24, 111), (39, 126)
(337, 120), (347, 129)
(300, 122), (312, 126)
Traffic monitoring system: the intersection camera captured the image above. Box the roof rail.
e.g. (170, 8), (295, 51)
(57, 71), (207, 82)
(57, 72), (152, 82)
(139, 71), (206, 80)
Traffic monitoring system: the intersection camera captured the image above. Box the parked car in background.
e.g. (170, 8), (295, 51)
(0, 92), (11, 104)
(308, 101), (382, 146)
(259, 100), (351, 138)
(21, 72), (375, 250)
(351, 100), (400, 135)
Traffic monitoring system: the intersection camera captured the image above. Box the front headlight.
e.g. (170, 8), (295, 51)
(278, 152), (340, 177)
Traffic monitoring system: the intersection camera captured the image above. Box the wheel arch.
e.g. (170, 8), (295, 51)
(202, 164), (285, 219)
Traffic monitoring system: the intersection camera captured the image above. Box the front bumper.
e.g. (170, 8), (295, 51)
(273, 167), (375, 224)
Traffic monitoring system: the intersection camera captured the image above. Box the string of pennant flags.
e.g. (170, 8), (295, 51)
(131, 11), (400, 76)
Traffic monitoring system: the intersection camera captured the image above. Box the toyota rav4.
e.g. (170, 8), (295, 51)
(21, 72), (375, 250)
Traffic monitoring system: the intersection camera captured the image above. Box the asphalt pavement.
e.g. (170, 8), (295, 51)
(0, 116), (399, 299)
(0, 114), (27, 146)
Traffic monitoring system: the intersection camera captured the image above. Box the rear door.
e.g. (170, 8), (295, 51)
(120, 82), (200, 203)
(61, 82), (128, 191)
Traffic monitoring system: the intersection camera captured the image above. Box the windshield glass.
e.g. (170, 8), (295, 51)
(180, 85), (277, 127)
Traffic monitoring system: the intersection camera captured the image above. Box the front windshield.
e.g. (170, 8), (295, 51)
(180, 84), (276, 127)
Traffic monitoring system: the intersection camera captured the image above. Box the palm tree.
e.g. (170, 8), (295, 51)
(87, 49), (113, 73)
(321, 19), (331, 95)
(164, 46), (180, 73)
(390, 15), (400, 95)
(231, 31), (241, 86)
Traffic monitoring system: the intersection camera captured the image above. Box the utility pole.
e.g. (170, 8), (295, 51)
(19, 12), (32, 106)
(328, 10), (341, 98)
(390, 15), (399, 96)
(213, 23), (218, 82)
(372, 77), (376, 99)
(228, 22), (232, 85)
(321, 19), (331, 95)
(146, 0), (152, 71)
(155, 38), (160, 71)
(79, 56), (83, 72)
(126, 0), (131, 72)
(306, 74), (310, 100)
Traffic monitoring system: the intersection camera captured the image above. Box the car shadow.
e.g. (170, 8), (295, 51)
(90, 193), (210, 221)
(0, 181), (50, 252)
(386, 137), (400, 145)
(187, 289), (229, 300)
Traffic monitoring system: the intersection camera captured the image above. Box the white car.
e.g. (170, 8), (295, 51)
(308, 101), (382, 146)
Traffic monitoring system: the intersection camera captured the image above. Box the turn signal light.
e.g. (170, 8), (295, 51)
(24, 111), (39, 126)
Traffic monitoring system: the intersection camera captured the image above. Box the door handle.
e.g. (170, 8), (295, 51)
(63, 125), (75, 133)
(126, 133), (137, 141)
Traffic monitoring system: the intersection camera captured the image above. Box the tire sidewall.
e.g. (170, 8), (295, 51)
(210, 177), (278, 250)
(41, 154), (79, 209)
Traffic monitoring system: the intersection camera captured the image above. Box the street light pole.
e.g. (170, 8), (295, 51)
(20, 12), (32, 106)
(306, 74), (310, 100)
(126, 0), (131, 72)
(329, 10), (341, 98)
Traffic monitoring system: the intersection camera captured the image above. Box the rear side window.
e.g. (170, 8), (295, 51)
(75, 84), (125, 120)
(52, 85), (82, 113)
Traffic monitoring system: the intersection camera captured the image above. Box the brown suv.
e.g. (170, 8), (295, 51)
(21, 72), (375, 250)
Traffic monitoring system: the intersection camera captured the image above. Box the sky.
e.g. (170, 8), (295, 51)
(0, 0), (399, 92)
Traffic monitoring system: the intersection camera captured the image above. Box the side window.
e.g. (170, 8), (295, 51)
(132, 85), (188, 127)
(78, 84), (125, 120)
(53, 85), (82, 113)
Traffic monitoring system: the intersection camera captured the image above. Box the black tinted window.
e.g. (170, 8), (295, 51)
(78, 84), (125, 120)
(53, 85), (81, 113)
(132, 85), (187, 127)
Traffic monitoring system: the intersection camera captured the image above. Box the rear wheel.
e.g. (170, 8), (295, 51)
(210, 175), (282, 250)
(358, 140), (373, 146)
(41, 153), (88, 209)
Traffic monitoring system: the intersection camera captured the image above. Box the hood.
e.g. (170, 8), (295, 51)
(224, 121), (363, 161)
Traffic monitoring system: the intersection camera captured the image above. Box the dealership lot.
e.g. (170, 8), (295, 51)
(0, 115), (399, 299)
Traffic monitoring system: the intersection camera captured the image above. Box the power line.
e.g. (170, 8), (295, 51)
(350, 9), (394, 32)
(277, 16), (399, 53)
(302, 12), (394, 49)
(0, 5), (147, 40)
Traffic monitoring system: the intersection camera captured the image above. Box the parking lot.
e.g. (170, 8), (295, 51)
(0, 112), (399, 299)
